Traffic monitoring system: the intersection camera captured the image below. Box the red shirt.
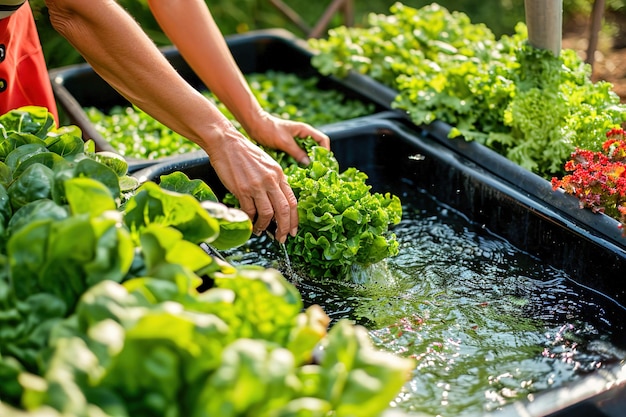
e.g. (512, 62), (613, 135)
(0, 2), (58, 124)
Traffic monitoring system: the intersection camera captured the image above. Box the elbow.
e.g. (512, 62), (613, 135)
(44, 0), (84, 38)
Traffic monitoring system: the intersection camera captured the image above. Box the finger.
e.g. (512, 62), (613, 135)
(292, 121), (331, 150)
(252, 194), (274, 237)
(309, 129), (330, 150)
(276, 133), (311, 166)
(280, 180), (299, 237)
(237, 195), (260, 235)
(269, 184), (298, 243)
(292, 148), (311, 166)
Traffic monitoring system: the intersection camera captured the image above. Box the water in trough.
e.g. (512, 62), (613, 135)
(219, 181), (626, 417)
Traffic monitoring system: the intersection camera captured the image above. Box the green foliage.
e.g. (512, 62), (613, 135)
(0, 261), (414, 416)
(229, 136), (403, 279)
(0, 106), (56, 138)
(158, 171), (219, 203)
(0, 106), (246, 365)
(0, 271), (413, 417)
(270, 140), (401, 279)
(287, 147), (401, 278)
(33, 0), (626, 70)
(494, 45), (625, 174)
(0, 106), (414, 416)
(310, 2), (626, 179)
(84, 105), (202, 160)
(124, 181), (222, 245)
(200, 200), (254, 250)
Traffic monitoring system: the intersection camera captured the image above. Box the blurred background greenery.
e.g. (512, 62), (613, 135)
(30, 0), (626, 69)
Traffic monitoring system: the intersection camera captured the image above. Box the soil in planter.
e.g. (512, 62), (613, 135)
(218, 182), (626, 417)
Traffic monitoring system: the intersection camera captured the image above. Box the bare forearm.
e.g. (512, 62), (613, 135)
(45, 0), (231, 155)
(147, 0), (265, 132)
(147, 0), (330, 159)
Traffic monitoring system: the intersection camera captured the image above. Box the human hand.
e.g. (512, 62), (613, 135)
(243, 111), (330, 165)
(205, 122), (298, 244)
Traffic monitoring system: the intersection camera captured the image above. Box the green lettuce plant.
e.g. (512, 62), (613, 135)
(309, 2), (626, 179)
(284, 145), (402, 279)
(0, 106), (414, 417)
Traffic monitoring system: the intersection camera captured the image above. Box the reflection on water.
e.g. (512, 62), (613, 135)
(221, 187), (625, 417)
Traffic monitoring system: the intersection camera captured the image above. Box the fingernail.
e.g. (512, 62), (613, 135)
(290, 227), (298, 237)
(253, 229), (262, 236)
(300, 156), (311, 165)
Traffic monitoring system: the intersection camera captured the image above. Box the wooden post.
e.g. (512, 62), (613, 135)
(308, 0), (350, 38)
(268, 0), (311, 35)
(586, 0), (605, 68)
(268, 0), (354, 39)
(342, 0), (354, 28)
(525, 0), (563, 56)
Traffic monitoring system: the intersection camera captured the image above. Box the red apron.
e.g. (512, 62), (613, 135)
(0, 3), (58, 124)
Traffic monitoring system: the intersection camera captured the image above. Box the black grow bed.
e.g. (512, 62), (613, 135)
(48, 28), (386, 172)
(133, 117), (626, 417)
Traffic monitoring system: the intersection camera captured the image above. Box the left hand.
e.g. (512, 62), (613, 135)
(243, 111), (331, 165)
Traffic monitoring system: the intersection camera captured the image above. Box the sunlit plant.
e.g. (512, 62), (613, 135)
(551, 128), (626, 231)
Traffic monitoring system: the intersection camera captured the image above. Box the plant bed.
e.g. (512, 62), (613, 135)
(305, 3), (626, 242)
(133, 116), (626, 417)
(48, 28), (386, 172)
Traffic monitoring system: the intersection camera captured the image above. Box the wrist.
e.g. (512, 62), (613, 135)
(195, 116), (242, 155)
(237, 106), (271, 138)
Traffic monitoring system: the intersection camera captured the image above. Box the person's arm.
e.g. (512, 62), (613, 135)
(45, 0), (297, 242)
(146, 0), (330, 164)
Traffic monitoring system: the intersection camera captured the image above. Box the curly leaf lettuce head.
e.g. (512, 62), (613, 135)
(285, 146), (401, 279)
(497, 44), (626, 177)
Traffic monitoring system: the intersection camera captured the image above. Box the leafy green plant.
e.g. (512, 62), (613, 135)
(284, 145), (401, 279)
(0, 106), (414, 417)
(234, 137), (401, 280)
(309, 2), (626, 179)
(4, 273), (413, 417)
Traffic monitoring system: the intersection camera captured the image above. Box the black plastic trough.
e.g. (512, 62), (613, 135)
(133, 116), (626, 417)
(48, 28), (386, 172)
